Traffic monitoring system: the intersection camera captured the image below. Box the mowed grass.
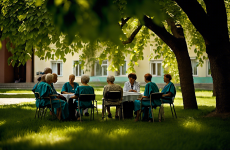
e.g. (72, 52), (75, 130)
(0, 88), (230, 150)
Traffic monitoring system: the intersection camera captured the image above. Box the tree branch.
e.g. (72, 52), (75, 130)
(203, 0), (229, 42)
(122, 25), (142, 44)
(143, 15), (177, 49)
(166, 19), (184, 39)
(174, 0), (211, 42)
(120, 17), (131, 28)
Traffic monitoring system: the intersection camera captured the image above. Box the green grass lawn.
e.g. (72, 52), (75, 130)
(0, 88), (229, 150)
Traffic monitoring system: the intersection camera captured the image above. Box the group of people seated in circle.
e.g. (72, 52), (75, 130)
(33, 67), (176, 122)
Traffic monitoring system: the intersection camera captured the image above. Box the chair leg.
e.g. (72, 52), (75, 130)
(140, 101), (142, 121)
(93, 101), (94, 120)
(119, 106), (120, 121)
(102, 100), (104, 119)
(105, 106), (107, 121)
(35, 108), (38, 118)
(44, 107), (48, 119)
(90, 107), (92, 121)
(151, 106), (154, 123)
(78, 101), (82, 122)
(170, 104), (174, 118)
(172, 104), (177, 118)
(41, 108), (44, 119)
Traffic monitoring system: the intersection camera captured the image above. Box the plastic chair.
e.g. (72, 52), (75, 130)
(78, 94), (97, 122)
(34, 92), (61, 120)
(102, 91), (124, 121)
(140, 93), (163, 122)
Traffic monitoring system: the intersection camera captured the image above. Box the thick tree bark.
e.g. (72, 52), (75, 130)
(144, 15), (198, 109)
(175, 0), (230, 113)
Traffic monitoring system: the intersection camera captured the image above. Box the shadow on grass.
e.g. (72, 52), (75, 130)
(0, 104), (229, 150)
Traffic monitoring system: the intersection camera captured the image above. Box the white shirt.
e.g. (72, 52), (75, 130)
(123, 81), (140, 92)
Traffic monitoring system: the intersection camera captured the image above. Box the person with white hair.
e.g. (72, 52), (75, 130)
(103, 75), (123, 119)
(70, 74), (94, 120)
(61, 74), (79, 94)
(34, 73), (69, 120)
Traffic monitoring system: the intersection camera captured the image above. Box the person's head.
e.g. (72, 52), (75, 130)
(41, 74), (47, 82)
(107, 75), (115, 84)
(52, 73), (58, 83)
(128, 73), (137, 84)
(44, 67), (52, 74)
(45, 73), (53, 84)
(164, 74), (172, 83)
(69, 74), (75, 84)
(81, 75), (90, 84)
(144, 73), (152, 82)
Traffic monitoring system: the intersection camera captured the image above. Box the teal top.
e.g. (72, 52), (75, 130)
(51, 83), (58, 94)
(34, 81), (53, 107)
(144, 82), (159, 97)
(75, 85), (94, 96)
(161, 81), (176, 100)
(61, 82), (79, 93)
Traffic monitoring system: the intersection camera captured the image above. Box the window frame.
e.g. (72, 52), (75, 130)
(73, 60), (84, 77)
(50, 60), (63, 77)
(150, 60), (163, 77)
(94, 60), (108, 76)
(190, 58), (198, 76)
(115, 61), (127, 76)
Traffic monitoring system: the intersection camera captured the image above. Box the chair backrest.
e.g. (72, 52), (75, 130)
(105, 91), (121, 100)
(150, 93), (163, 100)
(34, 92), (40, 99)
(79, 94), (95, 101)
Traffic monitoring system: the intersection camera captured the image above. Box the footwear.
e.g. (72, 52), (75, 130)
(115, 115), (119, 119)
(85, 112), (89, 116)
(108, 113), (112, 118)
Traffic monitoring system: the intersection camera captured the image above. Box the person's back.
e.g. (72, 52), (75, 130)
(103, 84), (123, 100)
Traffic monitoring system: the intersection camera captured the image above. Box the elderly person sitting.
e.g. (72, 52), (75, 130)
(103, 75), (123, 119)
(123, 73), (140, 92)
(37, 67), (52, 82)
(161, 74), (176, 103)
(61, 74), (79, 94)
(35, 73), (69, 120)
(134, 73), (159, 122)
(70, 75), (94, 121)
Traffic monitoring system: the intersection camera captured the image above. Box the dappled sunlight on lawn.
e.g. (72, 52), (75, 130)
(182, 117), (202, 132)
(107, 128), (130, 139)
(0, 120), (6, 126)
(5, 126), (84, 146)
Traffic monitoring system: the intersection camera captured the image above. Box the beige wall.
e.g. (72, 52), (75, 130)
(34, 37), (210, 83)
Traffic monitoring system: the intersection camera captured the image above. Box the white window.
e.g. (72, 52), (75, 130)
(150, 61), (162, 76)
(73, 61), (84, 76)
(51, 61), (63, 76)
(191, 59), (198, 76)
(207, 60), (211, 76)
(94, 60), (107, 76)
(115, 61), (127, 76)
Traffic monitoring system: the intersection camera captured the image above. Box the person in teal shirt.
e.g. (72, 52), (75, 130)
(161, 74), (176, 103)
(134, 73), (159, 122)
(35, 73), (69, 120)
(61, 74), (79, 94)
(71, 75), (94, 121)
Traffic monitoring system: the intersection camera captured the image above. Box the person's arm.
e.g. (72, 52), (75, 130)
(162, 92), (172, 97)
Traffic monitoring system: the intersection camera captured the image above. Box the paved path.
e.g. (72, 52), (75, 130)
(0, 98), (35, 105)
(0, 98), (103, 109)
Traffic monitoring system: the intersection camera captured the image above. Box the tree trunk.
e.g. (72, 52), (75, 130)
(212, 82), (216, 96)
(143, 16), (198, 109)
(207, 43), (230, 113)
(173, 39), (198, 109)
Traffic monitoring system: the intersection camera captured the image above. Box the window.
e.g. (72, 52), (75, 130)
(115, 61), (127, 76)
(207, 60), (211, 76)
(73, 61), (84, 76)
(150, 61), (162, 76)
(51, 61), (63, 76)
(191, 59), (198, 76)
(94, 60), (107, 76)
